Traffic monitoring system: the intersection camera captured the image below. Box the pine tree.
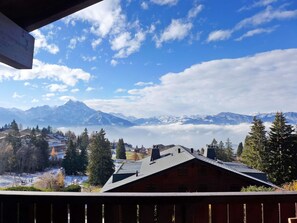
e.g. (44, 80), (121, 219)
(88, 129), (114, 186)
(62, 139), (79, 175)
(224, 138), (234, 162)
(265, 112), (297, 185)
(78, 128), (89, 174)
(241, 117), (267, 171)
(116, 138), (126, 159)
(237, 142), (243, 157)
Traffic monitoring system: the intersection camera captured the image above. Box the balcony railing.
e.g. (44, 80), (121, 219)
(0, 191), (297, 223)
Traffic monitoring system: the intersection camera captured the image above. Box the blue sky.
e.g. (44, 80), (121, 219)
(0, 0), (297, 118)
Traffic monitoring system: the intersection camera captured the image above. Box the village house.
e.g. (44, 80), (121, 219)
(101, 145), (275, 192)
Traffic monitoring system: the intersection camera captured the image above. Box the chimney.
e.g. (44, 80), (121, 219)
(178, 148), (181, 153)
(190, 148), (194, 153)
(136, 170), (138, 177)
(150, 145), (161, 161)
(206, 145), (216, 160)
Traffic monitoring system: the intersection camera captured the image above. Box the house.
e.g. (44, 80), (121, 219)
(101, 145), (276, 192)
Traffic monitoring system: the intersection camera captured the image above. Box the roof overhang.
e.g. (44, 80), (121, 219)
(0, 0), (103, 69)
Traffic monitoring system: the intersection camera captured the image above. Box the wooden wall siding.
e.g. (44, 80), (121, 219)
(111, 160), (267, 192)
(0, 191), (296, 223)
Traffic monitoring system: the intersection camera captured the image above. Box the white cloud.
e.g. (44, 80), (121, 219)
(91, 39), (102, 50)
(66, 0), (125, 38)
(111, 31), (146, 58)
(71, 88), (80, 93)
(84, 49), (297, 117)
(110, 59), (118, 66)
(31, 99), (39, 103)
(24, 82), (30, 86)
(31, 30), (59, 54)
(239, 0), (277, 12)
(207, 30), (233, 42)
(12, 92), (25, 99)
(0, 59), (91, 87)
(68, 36), (86, 49)
(188, 4), (204, 19)
(47, 84), (68, 92)
(155, 19), (193, 47)
(135, 81), (154, 87)
(115, 88), (127, 93)
(59, 96), (77, 102)
(141, 2), (149, 10)
(235, 6), (297, 30)
(235, 27), (277, 41)
(64, 0), (147, 58)
(150, 0), (178, 6)
(43, 93), (55, 98)
(86, 87), (95, 92)
(82, 56), (97, 62)
(208, 6), (297, 42)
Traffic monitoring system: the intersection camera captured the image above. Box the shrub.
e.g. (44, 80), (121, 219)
(241, 185), (275, 192)
(5, 186), (42, 191)
(63, 184), (81, 192)
(282, 181), (297, 191)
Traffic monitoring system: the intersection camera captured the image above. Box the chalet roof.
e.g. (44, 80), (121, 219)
(101, 146), (276, 192)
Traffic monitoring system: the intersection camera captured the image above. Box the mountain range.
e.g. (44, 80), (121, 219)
(1, 100), (297, 127)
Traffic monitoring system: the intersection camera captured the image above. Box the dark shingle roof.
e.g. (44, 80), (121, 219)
(101, 145), (276, 192)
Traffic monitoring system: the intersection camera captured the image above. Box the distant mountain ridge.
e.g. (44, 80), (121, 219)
(0, 100), (297, 127)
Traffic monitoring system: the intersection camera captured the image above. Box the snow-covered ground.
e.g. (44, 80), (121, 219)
(0, 168), (88, 188)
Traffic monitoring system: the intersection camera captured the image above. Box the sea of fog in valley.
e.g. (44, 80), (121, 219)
(57, 123), (270, 150)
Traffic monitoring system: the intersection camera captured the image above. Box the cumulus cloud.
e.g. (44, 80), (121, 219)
(0, 59), (91, 86)
(235, 26), (277, 41)
(65, 0), (147, 58)
(150, 0), (178, 6)
(207, 30), (233, 42)
(110, 59), (118, 66)
(111, 31), (146, 58)
(141, 2), (149, 10)
(31, 99), (39, 103)
(91, 39), (102, 50)
(66, 0), (125, 37)
(155, 19), (193, 47)
(85, 48), (297, 117)
(31, 30), (59, 54)
(47, 84), (68, 92)
(68, 36), (86, 49)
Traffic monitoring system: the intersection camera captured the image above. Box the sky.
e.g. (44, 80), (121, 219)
(0, 0), (297, 118)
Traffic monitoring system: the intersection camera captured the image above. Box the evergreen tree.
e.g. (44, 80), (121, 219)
(78, 128), (89, 174)
(88, 129), (114, 186)
(62, 139), (79, 175)
(224, 138), (234, 162)
(266, 112), (297, 185)
(241, 117), (267, 171)
(116, 138), (126, 159)
(237, 142), (243, 157)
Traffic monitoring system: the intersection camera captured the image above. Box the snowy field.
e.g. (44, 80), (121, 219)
(0, 168), (88, 188)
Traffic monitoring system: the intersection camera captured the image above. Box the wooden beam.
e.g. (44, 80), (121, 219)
(0, 12), (34, 69)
